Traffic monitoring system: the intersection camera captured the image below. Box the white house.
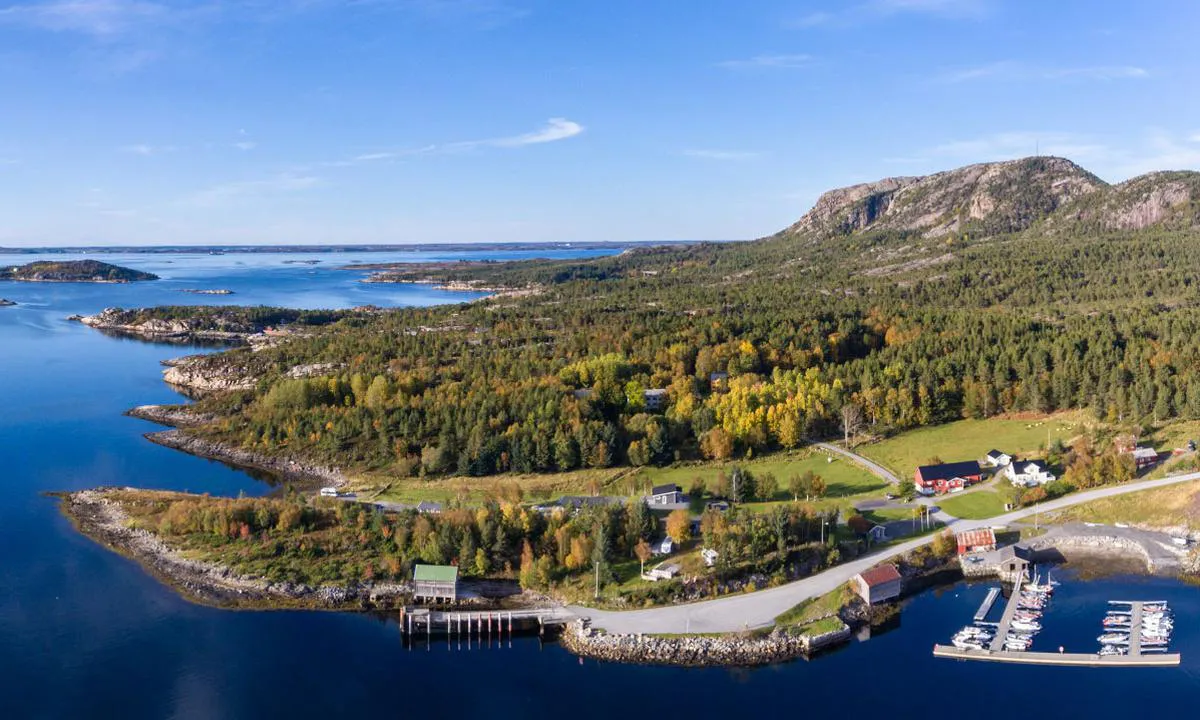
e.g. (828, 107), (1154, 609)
(319, 487), (339, 497)
(985, 449), (1012, 468)
(649, 483), (684, 505)
(1005, 460), (1055, 487)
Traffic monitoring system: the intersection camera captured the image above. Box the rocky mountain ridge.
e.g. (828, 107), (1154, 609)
(782, 156), (1200, 240)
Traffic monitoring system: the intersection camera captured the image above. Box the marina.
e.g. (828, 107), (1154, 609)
(937, 566), (1181, 668)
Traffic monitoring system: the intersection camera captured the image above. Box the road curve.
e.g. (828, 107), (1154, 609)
(814, 442), (900, 486)
(571, 472), (1200, 635)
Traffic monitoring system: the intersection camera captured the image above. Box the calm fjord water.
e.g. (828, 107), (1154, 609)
(2, 250), (1198, 719)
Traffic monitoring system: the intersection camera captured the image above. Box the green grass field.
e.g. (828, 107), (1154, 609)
(857, 411), (1089, 479)
(632, 451), (886, 500)
(937, 490), (1008, 519)
(1048, 479), (1200, 529)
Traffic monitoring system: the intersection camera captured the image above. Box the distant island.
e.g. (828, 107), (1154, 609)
(181, 289), (235, 295)
(1, 260), (158, 283)
(0, 298), (14, 307)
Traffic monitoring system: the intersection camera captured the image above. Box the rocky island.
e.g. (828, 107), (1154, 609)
(0, 298), (14, 307)
(72, 305), (351, 344)
(2, 260), (158, 283)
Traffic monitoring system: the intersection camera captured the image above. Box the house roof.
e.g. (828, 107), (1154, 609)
(858, 564), (901, 587)
(651, 483), (681, 496)
(1132, 447), (1158, 459)
(413, 564), (458, 583)
(955, 528), (997, 548)
(987, 449), (1008, 459)
(416, 501), (443, 513)
(1017, 460), (1049, 472)
(916, 460), (981, 482)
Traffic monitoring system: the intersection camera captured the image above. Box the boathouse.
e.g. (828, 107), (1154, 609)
(956, 528), (997, 555)
(853, 564), (902, 605)
(412, 564), (458, 603)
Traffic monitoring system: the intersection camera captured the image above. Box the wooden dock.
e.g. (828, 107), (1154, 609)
(988, 585), (1023, 652)
(933, 645), (1181, 667)
(399, 607), (574, 638)
(974, 588), (1000, 622)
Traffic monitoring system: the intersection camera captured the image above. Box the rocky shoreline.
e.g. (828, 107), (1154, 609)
(145, 429), (347, 488)
(57, 488), (407, 610)
(72, 308), (252, 343)
(560, 619), (851, 667)
(126, 404), (215, 428)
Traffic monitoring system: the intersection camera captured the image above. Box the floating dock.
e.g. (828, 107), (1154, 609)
(974, 588), (1001, 622)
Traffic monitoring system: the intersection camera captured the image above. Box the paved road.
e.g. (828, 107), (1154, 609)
(571, 472), (1200, 635)
(815, 442), (900, 485)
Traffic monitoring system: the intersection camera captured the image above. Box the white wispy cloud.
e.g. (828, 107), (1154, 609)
(120, 143), (177, 155)
(717, 53), (813, 70)
(327, 117), (584, 166)
(682, 149), (761, 161)
(790, 0), (991, 28)
(233, 141), (257, 151)
(937, 61), (1149, 84)
(186, 172), (320, 206)
(0, 0), (173, 36)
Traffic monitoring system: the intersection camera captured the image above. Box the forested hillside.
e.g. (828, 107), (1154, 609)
(182, 156), (1200, 478)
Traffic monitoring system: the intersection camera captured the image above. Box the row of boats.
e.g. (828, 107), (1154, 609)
(951, 572), (1057, 652)
(1097, 602), (1173, 657)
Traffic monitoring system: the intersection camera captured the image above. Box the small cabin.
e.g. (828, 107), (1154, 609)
(319, 487), (339, 497)
(647, 562), (681, 581)
(985, 450), (1012, 468)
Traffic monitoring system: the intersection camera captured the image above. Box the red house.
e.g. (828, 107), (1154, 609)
(914, 460), (982, 495)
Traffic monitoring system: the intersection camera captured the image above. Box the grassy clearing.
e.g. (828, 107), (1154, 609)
(632, 450), (885, 498)
(367, 467), (636, 505)
(1047, 479), (1200, 529)
(937, 490), (1009, 520)
(775, 582), (855, 630)
(857, 411), (1090, 479)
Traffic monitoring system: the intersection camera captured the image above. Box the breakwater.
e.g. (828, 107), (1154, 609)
(560, 619), (851, 667)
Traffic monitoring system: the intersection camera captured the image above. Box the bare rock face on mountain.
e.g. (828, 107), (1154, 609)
(784, 156), (1105, 240)
(1048, 171), (1200, 232)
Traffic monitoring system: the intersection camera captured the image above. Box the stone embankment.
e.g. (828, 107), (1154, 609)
(560, 619), (850, 667)
(146, 429), (346, 487)
(60, 489), (405, 609)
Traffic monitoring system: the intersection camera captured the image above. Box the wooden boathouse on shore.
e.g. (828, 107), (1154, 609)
(413, 564), (458, 603)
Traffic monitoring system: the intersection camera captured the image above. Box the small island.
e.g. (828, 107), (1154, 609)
(1, 260), (158, 283)
(181, 289), (235, 295)
(0, 298), (14, 307)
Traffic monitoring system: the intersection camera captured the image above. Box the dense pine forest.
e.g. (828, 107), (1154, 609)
(182, 157), (1200, 478)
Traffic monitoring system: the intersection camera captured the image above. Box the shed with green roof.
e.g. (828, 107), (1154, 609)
(413, 564), (458, 603)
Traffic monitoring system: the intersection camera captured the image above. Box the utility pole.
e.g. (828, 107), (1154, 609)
(594, 560), (600, 600)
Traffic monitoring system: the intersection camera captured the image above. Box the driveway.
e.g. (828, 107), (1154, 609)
(815, 442), (900, 485)
(571, 472), (1200, 635)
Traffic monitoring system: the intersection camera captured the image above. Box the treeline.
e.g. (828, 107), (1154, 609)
(188, 226), (1200, 478)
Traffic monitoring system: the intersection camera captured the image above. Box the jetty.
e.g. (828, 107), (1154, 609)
(399, 606), (574, 641)
(974, 587), (1000, 622)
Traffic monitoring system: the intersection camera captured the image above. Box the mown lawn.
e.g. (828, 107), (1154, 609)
(857, 411), (1089, 479)
(937, 490), (1009, 519)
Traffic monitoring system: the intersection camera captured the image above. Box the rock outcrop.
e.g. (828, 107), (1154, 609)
(76, 307), (256, 342)
(161, 353), (258, 392)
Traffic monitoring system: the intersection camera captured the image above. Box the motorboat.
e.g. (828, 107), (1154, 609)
(1097, 632), (1129, 644)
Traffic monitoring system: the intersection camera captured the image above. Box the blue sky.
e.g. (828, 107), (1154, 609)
(2, 0), (1199, 246)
